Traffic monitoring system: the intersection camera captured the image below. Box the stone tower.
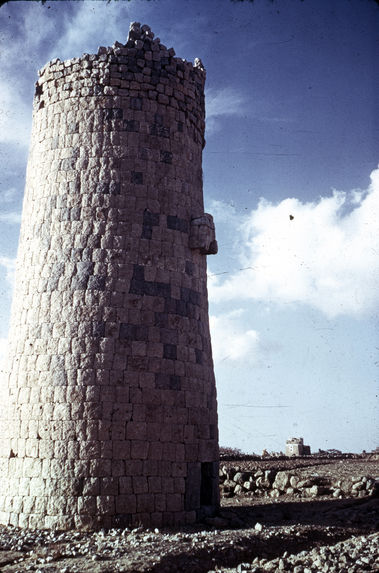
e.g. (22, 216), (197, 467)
(0, 23), (219, 530)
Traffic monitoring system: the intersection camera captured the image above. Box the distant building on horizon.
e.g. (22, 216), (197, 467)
(286, 437), (311, 457)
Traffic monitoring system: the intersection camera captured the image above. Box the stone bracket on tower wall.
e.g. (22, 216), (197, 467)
(189, 214), (218, 255)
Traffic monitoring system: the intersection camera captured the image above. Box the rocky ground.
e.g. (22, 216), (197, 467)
(0, 457), (378, 572)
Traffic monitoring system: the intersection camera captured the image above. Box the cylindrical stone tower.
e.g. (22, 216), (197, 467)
(0, 22), (219, 530)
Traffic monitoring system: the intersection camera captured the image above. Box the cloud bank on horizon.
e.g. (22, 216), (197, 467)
(209, 166), (379, 322)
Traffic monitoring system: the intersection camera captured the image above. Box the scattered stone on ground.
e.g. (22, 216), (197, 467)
(0, 457), (377, 572)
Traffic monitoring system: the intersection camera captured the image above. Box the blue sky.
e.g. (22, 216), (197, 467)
(0, 0), (378, 453)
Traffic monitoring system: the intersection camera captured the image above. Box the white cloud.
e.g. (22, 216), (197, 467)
(0, 188), (18, 204)
(0, 81), (32, 147)
(0, 256), (16, 288)
(209, 166), (379, 318)
(0, 212), (21, 225)
(205, 87), (246, 135)
(210, 309), (260, 363)
(52, 3), (133, 61)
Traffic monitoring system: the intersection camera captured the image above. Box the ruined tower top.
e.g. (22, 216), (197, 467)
(35, 22), (206, 145)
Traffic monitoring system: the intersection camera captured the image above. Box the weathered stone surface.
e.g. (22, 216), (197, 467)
(0, 22), (219, 530)
(272, 471), (291, 491)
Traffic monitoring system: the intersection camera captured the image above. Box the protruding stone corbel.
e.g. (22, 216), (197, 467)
(189, 213), (218, 255)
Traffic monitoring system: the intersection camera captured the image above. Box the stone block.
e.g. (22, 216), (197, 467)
(131, 440), (149, 460)
(133, 476), (148, 494)
(116, 494), (136, 513)
(136, 493), (155, 513)
(96, 495), (115, 515)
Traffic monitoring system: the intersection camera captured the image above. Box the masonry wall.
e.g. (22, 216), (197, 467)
(0, 23), (219, 530)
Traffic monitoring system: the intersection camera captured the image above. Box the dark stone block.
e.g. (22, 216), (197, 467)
(135, 326), (148, 341)
(123, 119), (140, 132)
(142, 210), (159, 239)
(155, 114), (164, 125)
(131, 171), (143, 184)
(180, 287), (190, 303)
(61, 208), (70, 221)
(72, 261), (93, 290)
(166, 215), (177, 230)
(186, 304), (196, 319)
(77, 262), (94, 276)
(119, 323), (148, 342)
(154, 313), (168, 328)
(121, 69), (135, 80)
(143, 210), (160, 227)
(160, 151), (173, 164)
(189, 289), (201, 306)
(200, 461), (219, 507)
(129, 264), (171, 299)
(70, 207), (81, 221)
(93, 84), (103, 95)
(119, 323), (135, 340)
(114, 514), (133, 528)
(150, 124), (170, 138)
(185, 261), (194, 276)
(71, 275), (88, 290)
(104, 108), (123, 120)
(163, 344), (177, 360)
(177, 121), (184, 132)
(98, 181), (109, 194)
(156, 374), (181, 391)
(157, 282), (172, 299)
(72, 147), (80, 159)
(130, 98), (142, 110)
(129, 279), (145, 295)
(144, 281), (171, 299)
(178, 218), (189, 233)
(169, 375), (181, 390)
(82, 248), (94, 262)
(167, 215), (188, 233)
(185, 463), (201, 511)
(141, 225), (153, 240)
(132, 265), (145, 282)
(181, 287), (200, 306)
(176, 300), (188, 317)
(92, 322), (105, 337)
(164, 298), (177, 314)
(109, 181), (121, 195)
(195, 349), (203, 365)
(87, 275), (106, 291)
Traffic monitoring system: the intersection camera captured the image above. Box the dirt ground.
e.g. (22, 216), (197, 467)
(0, 457), (378, 572)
